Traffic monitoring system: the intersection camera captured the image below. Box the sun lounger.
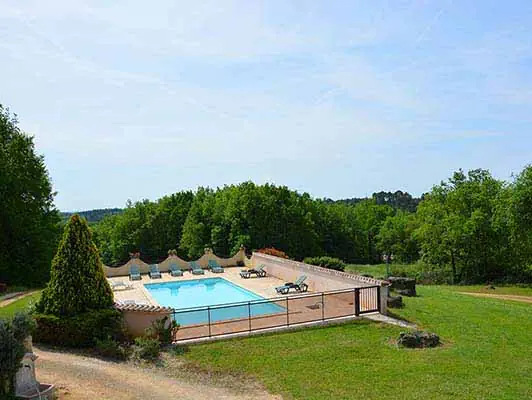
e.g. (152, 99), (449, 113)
(275, 275), (308, 294)
(208, 260), (224, 273)
(240, 264), (266, 279)
(190, 261), (205, 275)
(169, 263), (184, 277)
(129, 264), (141, 281)
(109, 280), (133, 291)
(120, 300), (148, 306)
(149, 264), (162, 279)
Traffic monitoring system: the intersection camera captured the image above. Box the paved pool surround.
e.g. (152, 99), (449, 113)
(107, 251), (389, 340)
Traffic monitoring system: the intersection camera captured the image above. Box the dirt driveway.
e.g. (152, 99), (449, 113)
(460, 292), (532, 304)
(35, 347), (281, 400)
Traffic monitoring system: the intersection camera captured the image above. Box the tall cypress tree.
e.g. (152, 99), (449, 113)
(38, 215), (113, 316)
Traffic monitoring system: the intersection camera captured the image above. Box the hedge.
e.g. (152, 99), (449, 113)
(33, 308), (125, 348)
(303, 256), (346, 271)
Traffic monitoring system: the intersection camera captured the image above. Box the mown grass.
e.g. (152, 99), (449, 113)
(0, 291), (41, 320)
(176, 286), (532, 400)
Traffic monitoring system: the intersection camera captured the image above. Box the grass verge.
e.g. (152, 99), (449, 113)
(0, 291), (41, 319)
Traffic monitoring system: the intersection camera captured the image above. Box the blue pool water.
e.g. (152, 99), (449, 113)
(145, 278), (284, 326)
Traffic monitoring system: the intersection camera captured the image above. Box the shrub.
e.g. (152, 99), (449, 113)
(0, 313), (35, 398)
(132, 336), (161, 361)
(37, 214), (113, 317)
(94, 336), (130, 360)
(33, 308), (125, 348)
(0, 283), (7, 294)
(304, 256), (346, 272)
(145, 316), (179, 345)
(256, 248), (290, 259)
(398, 331), (440, 348)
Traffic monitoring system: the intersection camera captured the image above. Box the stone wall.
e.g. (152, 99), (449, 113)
(115, 303), (174, 337)
(104, 246), (246, 277)
(251, 252), (389, 313)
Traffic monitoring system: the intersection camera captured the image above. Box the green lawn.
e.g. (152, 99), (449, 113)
(176, 286), (532, 400)
(0, 291), (41, 320)
(345, 263), (389, 277)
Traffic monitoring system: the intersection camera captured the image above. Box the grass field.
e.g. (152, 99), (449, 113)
(176, 286), (532, 400)
(0, 291), (41, 319)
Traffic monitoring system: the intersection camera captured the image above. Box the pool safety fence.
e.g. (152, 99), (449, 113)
(173, 285), (380, 341)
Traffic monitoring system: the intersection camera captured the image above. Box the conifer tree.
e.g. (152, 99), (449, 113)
(38, 215), (113, 316)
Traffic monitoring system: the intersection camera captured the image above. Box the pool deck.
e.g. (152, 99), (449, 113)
(109, 267), (294, 306)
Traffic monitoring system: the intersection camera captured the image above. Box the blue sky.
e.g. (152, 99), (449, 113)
(1, 1), (531, 211)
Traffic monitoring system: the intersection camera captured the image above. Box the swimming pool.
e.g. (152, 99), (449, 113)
(144, 278), (284, 326)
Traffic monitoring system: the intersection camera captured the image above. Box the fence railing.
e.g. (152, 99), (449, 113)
(172, 286), (380, 341)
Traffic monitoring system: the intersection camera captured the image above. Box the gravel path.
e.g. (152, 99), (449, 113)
(0, 290), (38, 307)
(459, 292), (532, 304)
(35, 347), (281, 400)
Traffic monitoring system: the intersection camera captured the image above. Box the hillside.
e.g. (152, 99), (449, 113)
(60, 208), (123, 224)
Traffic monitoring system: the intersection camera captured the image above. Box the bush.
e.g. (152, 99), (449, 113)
(145, 316), (179, 345)
(304, 256), (346, 272)
(398, 331), (440, 348)
(256, 248), (290, 259)
(0, 313), (35, 398)
(132, 336), (161, 361)
(94, 336), (130, 360)
(0, 283), (7, 294)
(33, 308), (125, 348)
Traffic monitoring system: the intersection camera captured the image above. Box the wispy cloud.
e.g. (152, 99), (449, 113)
(1, 0), (531, 209)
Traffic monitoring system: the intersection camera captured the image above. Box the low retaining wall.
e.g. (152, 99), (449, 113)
(104, 247), (246, 277)
(115, 303), (174, 337)
(251, 252), (389, 313)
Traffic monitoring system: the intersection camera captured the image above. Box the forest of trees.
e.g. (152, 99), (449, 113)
(92, 167), (532, 284)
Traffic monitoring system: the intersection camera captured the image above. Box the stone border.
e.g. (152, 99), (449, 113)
(252, 252), (389, 287)
(114, 303), (173, 313)
(104, 247), (246, 277)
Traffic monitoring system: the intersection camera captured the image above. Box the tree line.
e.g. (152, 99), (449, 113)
(92, 167), (532, 284)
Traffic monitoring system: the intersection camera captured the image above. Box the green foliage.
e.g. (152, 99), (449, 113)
(94, 336), (130, 360)
(93, 192), (194, 264)
(352, 199), (394, 263)
(416, 169), (513, 283)
(329, 190), (420, 212)
(33, 308), (124, 348)
(132, 336), (161, 361)
(0, 104), (61, 286)
(38, 214), (113, 316)
(376, 211), (420, 263)
(0, 313), (35, 398)
(303, 256), (346, 271)
(145, 316), (179, 345)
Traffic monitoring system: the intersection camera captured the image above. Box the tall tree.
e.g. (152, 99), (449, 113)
(0, 105), (60, 286)
(416, 169), (507, 283)
(376, 211), (420, 263)
(38, 215), (113, 316)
